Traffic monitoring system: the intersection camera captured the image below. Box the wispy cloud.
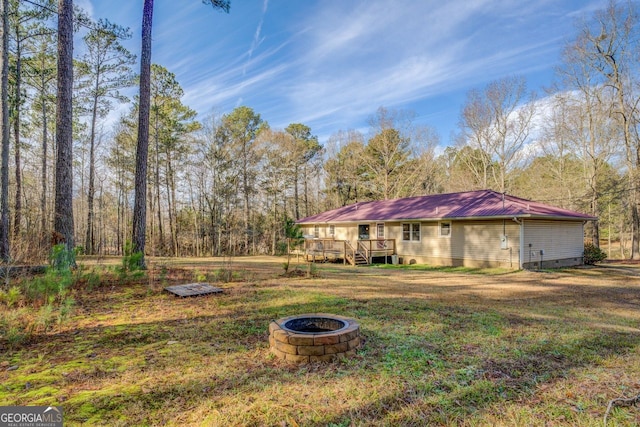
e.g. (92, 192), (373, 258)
(245, 0), (269, 73)
(91, 0), (610, 143)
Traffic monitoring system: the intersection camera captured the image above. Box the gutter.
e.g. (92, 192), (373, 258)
(297, 214), (597, 225)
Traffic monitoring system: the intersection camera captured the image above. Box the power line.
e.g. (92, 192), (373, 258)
(20, 0), (130, 40)
(532, 185), (638, 205)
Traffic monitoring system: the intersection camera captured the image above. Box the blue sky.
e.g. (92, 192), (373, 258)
(79, 0), (607, 146)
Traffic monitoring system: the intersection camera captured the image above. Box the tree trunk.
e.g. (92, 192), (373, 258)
(168, 159), (178, 256)
(154, 114), (163, 254)
(0, 0), (9, 262)
(12, 42), (21, 238)
(293, 165), (299, 220)
(132, 0), (153, 267)
(54, 0), (75, 258)
(631, 189), (640, 259)
(85, 91), (99, 255)
(40, 60), (49, 243)
(54, 1), (74, 254)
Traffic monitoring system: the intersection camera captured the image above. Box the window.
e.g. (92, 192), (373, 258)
(439, 221), (451, 237)
(402, 223), (420, 241)
(329, 225), (335, 236)
(358, 224), (370, 240)
(314, 225), (319, 238)
(376, 223), (384, 239)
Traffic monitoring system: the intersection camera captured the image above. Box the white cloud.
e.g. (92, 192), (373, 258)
(89, 0), (612, 144)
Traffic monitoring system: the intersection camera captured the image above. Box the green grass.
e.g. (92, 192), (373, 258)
(1, 257), (639, 426)
(373, 263), (514, 275)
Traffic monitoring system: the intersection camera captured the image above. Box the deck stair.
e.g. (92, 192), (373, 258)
(350, 251), (369, 265)
(300, 238), (395, 266)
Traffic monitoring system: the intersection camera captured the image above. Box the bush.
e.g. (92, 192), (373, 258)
(0, 286), (22, 308)
(49, 243), (76, 271)
(584, 242), (607, 265)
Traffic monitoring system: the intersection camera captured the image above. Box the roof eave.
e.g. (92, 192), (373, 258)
(297, 214), (597, 224)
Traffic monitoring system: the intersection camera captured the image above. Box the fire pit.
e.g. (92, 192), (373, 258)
(269, 313), (361, 363)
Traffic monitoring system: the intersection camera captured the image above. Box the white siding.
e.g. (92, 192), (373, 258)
(451, 220), (520, 265)
(299, 223), (359, 243)
(300, 219), (584, 268)
(389, 220), (520, 267)
(522, 220), (584, 262)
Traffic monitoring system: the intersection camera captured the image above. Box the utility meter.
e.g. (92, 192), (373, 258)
(500, 235), (508, 250)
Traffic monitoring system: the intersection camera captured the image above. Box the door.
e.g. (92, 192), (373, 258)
(358, 224), (370, 240)
(376, 223), (386, 248)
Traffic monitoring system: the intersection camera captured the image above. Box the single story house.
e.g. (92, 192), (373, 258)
(296, 190), (596, 269)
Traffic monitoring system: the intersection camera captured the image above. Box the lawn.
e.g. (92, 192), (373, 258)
(1, 256), (639, 426)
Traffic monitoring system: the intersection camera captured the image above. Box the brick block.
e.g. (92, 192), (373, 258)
(268, 321), (281, 334)
(324, 342), (349, 354)
(288, 335), (314, 346)
(339, 329), (359, 342)
(274, 340), (298, 355)
(314, 334), (340, 345)
(272, 329), (290, 343)
(297, 345), (325, 356)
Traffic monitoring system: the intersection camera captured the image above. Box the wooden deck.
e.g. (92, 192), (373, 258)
(301, 239), (396, 266)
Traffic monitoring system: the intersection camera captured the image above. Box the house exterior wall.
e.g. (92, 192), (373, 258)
(389, 220), (520, 268)
(299, 219), (585, 269)
(299, 223), (355, 242)
(521, 220), (584, 268)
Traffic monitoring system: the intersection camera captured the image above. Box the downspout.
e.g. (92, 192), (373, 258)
(513, 217), (524, 269)
(582, 221), (587, 265)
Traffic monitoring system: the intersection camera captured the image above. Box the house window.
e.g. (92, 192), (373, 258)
(377, 223), (384, 239)
(402, 223), (420, 241)
(439, 221), (451, 237)
(329, 225), (335, 236)
(314, 225), (320, 238)
(358, 224), (370, 240)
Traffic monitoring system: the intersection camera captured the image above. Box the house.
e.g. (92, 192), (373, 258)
(296, 190), (596, 269)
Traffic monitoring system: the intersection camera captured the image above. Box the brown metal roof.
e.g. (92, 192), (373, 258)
(297, 190), (597, 223)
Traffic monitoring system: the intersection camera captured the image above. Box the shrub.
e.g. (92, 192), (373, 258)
(584, 242), (607, 265)
(118, 241), (146, 281)
(0, 286), (22, 308)
(49, 243), (76, 271)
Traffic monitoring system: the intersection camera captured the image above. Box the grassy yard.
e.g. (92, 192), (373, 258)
(1, 256), (640, 426)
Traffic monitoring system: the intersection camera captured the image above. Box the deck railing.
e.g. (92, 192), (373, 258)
(302, 238), (396, 265)
(357, 239), (396, 259)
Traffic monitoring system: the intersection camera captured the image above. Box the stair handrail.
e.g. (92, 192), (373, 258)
(344, 240), (357, 265)
(357, 240), (370, 263)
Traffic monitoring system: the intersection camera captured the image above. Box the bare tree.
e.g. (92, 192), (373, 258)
(458, 76), (535, 193)
(552, 51), (619, 246)
(324, 130), (366, 207)
(570, 0), (640, 257)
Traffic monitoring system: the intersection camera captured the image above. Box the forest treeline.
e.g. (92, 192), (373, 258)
(2, 0), (640, 262)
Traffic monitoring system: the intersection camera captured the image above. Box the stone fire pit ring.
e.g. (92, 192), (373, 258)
(269, 313), (361, 363)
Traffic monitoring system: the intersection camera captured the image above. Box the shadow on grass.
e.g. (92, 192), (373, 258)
(3, 267), (640, 425)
